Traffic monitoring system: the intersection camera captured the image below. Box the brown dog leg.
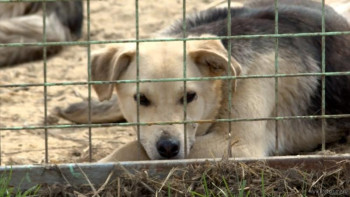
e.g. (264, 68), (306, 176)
(98, 140), (149, 162)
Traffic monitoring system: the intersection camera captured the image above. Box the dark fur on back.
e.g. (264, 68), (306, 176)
(165, 0), (350, 123)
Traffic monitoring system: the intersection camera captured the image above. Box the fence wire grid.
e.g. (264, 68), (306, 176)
(0, 0), (350, 166)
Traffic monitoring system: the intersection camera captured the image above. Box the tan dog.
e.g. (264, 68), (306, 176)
(57, 0), (350, 161)
(93, 38), (243, 161)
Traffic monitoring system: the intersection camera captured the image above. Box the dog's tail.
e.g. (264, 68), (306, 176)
(54, 95), (125, 124)
(0, 2), (83, 67)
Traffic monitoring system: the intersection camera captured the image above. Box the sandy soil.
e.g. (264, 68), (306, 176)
(0, 0), (349, 166)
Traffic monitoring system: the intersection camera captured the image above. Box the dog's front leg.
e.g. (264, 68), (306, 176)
(187, 121), (270, 159)
(187, 130), (232, 159)
(98, 140), (149, 162)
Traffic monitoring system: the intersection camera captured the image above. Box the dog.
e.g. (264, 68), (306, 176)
(0, 1), (83, 67)
(57, 0), (350, 161)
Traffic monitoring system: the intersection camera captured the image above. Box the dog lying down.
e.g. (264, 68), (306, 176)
(57, 0), (350, 161)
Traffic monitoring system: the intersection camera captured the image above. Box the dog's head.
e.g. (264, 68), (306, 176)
(91, 37), (241, 159)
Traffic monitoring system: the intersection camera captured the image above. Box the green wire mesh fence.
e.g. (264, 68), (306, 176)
(0, 0), (350, 165)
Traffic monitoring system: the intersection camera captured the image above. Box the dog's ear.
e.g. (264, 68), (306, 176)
(92, 45), (135, 101)
(188, 39), (242, 91)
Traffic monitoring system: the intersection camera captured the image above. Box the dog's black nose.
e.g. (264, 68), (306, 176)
(156, 138), (180, 158)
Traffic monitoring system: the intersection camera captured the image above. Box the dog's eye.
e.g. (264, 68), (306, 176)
(180, 91), (197, 104)
(133, 93), (151, 106)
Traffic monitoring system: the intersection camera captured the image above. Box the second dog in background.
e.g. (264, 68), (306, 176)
(0, 2), (83, 67)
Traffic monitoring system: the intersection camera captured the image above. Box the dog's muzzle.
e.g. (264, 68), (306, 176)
(156, 137), (180, 159)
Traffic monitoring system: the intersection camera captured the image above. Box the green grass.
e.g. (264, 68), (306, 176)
(0, 169), (40, 197)
(190, 173), (252, 197)
(189, 169), (314, 197)
(261, 171), (265, 197)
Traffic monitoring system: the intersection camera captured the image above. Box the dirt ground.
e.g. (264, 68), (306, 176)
(0, 0), (349, 166)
